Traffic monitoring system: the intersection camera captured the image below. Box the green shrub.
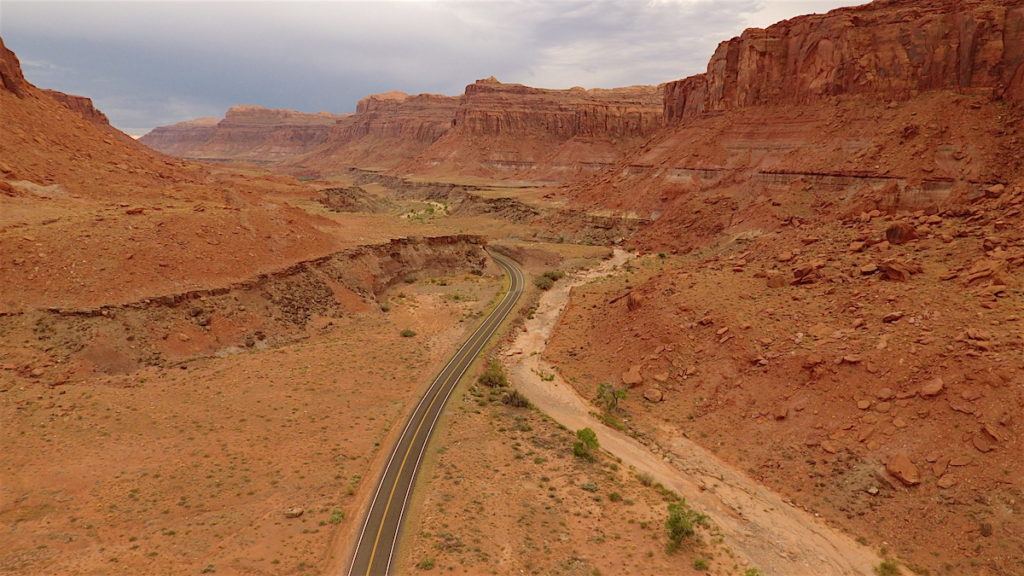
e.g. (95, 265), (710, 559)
(743, 569), (763, 576)
(572, 428), (599, 461)
(328, 509), (344, 524)
(874, 560), (901, 576)
(400, 329), (416, 338)
(692, 558), (709, 571)
(534, 275), (554, 290)
(665, 500), (708, 553)
(542, 270), (565, 281)
(416, 557), (435, 570)
(595, 382), (627, 412)
(608, 492), (623, 502)
(478, 360), (508, 388)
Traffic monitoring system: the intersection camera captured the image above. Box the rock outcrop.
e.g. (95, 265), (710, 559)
(0, 36), (28, 96)
(455, 77), (660, 139)
(290, 91), (459, 172)
(141, 105), (345, 162)
(405, 78), (662, 179)
(42, 89), (110, 125)
(665, 0), (1024, 122)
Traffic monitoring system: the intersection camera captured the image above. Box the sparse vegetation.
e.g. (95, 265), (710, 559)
(595, 382), (627, 412)
(692, 557), (709, 571)
(875, 559), (901, 576)
(572, 427), (599, 461)
(533, 269), (565, 291)
(328, 509), (344, 524)
(478, 360), (508, 388)
(502, 389), (531, 408)
(743, 569), (763, 576)
(416, 557), (436, 570)
(664, 499), (708, 553)
(400, 329), (417, 337)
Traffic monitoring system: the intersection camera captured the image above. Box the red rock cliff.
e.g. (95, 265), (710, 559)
(140, 105), (346, 162)
(286, 91), (459, 172)
(339, 91), (457, 142)
(0, 36), (28, 96)
(42, 89), (111, 125)
(455, 77), (661, 139)
(665, 0), (1024, 122)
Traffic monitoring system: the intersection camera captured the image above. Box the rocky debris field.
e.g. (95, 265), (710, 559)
(546, 183), (1024, 575)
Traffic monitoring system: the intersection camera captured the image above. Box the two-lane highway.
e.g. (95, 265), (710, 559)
(348, 251), (524, 576)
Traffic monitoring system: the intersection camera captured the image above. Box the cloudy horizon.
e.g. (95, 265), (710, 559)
(1, 0), (864, 136)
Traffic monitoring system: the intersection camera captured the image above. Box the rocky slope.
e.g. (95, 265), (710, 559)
(140, 105), (346, 162)
(543, 2), (1024, 574)
(566, 0), (1024, 251)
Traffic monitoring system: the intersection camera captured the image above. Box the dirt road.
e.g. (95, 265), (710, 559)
(505, 251), (883, 576)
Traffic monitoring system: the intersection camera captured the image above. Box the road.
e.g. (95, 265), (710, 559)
(348, 250), (524, 576)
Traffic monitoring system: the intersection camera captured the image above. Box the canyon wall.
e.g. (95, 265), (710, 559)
(404, 78), (663, 179)
(665, 0), (1024, 122)
(144, 79), (663, 180)
(567, 0), (1024, 252)
(455, 77), (660, 139)
(140, 105), (346, 162)
(289, 91), (459, 172)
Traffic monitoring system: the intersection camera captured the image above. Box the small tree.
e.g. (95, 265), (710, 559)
(595, 382), (627, 412)
(572, 428), (599, 461)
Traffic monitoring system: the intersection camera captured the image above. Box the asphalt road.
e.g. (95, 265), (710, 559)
(348, 250), (524, 576)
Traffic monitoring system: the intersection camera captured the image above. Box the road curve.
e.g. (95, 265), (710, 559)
(348, 250), (524, 576)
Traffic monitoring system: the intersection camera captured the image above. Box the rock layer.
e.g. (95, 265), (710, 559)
(141, 105), (345, 162)
(290, 91), (459, 171)
(405, 78), (662, 179)
(567, 0), (1024, 252)
(665, 0), (1024, 122)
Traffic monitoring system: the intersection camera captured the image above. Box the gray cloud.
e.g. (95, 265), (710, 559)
(0, 0), (863, 135)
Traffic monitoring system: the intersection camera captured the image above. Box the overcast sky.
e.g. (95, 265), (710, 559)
(0, 0), (864, 135)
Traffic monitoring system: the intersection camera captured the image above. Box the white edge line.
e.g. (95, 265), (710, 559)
(383, 255), (522, 574)
(348, 251), (517, 576)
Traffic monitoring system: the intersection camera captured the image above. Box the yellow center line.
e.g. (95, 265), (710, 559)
(363, 256), (517, 574)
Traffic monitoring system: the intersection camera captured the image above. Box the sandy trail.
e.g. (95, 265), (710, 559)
(505, 251), (882, 576)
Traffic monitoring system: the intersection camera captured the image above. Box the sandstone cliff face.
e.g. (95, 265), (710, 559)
(455, 77), (661, 139)
(665, 0), (1024, 122)
(0, 36), (28, 96)
(41, 89), (110, 125)
(285, 91), (458, 172)
(403, 78), (663, 179)
(346, 91), (457, 142)
(140, 106), (346, 162)
(140, 117), (219, 156)
(567, 0), (1024, 252)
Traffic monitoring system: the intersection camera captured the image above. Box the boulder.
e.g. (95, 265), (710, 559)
(621, 364), (644, 387)
(885, 222), (918, 245)
(643, 388), (664, 403)
(885, 453), (921, 486)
